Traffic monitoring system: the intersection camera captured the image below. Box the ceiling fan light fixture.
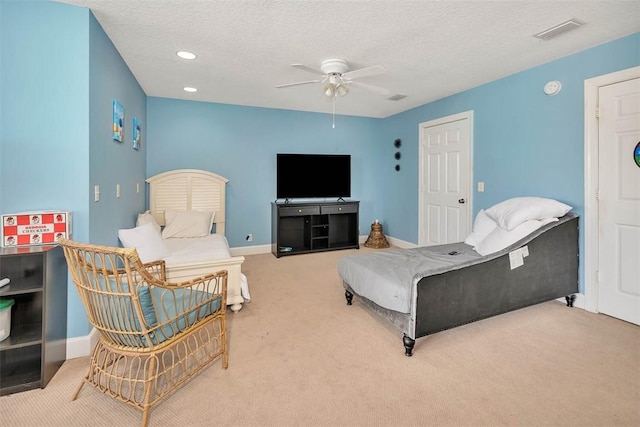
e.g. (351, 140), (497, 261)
(324, 84), (335, 97)
(336, 84), (349, 97)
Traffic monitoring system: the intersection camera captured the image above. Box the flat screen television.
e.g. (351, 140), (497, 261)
(276, 153), (351, 200)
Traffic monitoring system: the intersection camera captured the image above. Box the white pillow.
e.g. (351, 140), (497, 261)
(162, 210), (214, 239)
(485, 197), (571, 231)
(118, 222), (170, 263)
(136, 210), (161, 234)
(464, 209), (498, 247)
(475, 217), (558, 256)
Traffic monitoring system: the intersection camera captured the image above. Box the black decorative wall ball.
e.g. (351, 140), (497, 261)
(394, 139), (401, 171)
(394, 139), (402, 148)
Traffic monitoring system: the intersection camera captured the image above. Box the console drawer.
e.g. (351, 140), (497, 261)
(321, 204), (358, 214)
(279, 206), (320, 217)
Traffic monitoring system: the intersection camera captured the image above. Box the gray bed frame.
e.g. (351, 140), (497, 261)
(343, 214), (579, 356)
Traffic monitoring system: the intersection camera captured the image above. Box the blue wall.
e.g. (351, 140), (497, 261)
(147, 99), (383, 247)
(0, 1), (89, 230)
(1, 1), (91, 337)
(379, 32), (640, 293)
(88, 12), (147, 247)
(1, 1), (147, 338)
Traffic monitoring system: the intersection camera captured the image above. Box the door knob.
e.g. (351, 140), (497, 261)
(458, 199), (466, 204)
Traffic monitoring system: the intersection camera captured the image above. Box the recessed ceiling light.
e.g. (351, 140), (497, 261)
(176, 51), (197, 60)
(183, 87), (198, 93)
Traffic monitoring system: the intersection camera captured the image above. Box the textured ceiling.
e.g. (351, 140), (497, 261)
(56, 0), (640, 118)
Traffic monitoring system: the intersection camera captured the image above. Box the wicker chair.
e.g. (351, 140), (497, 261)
(58, 238), (228, 427)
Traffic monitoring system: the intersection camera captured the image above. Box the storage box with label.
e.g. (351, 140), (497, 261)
(1, 211), (72, 247)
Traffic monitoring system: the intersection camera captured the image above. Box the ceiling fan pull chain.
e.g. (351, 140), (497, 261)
(332, 96), (336, 128)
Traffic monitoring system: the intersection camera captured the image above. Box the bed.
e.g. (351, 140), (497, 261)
(144, 169), (249, 312)
(338, 198), (579, 356)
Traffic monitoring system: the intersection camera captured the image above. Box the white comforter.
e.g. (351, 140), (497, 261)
(163, 234), (232, 266)
(162, 234), (251, 300)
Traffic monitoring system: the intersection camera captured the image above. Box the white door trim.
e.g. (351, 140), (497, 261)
(418, 110), (474, 245)
(583, 66), (640, 313)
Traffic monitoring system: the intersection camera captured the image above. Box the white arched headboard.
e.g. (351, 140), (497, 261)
(146, 169), (229, 235)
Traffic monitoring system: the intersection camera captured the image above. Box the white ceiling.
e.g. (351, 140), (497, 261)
(56, 0), (640, 118)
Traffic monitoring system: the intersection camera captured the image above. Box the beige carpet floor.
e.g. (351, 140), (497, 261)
(1, 247), (639, 427)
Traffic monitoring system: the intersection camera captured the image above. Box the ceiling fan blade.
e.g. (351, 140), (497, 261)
(276, 79), (323, 89)
(348, 80), (390, 96)
(342, 65), (385, 80)
(291, 64), (325, 76)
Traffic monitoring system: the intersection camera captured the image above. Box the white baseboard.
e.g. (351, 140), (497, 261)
(230, 243), (271, 256)
(359, 234), (417, 249)
(386, 236), (417, 249)
(232, 236), (415, 255)
(66, 327), (98, 359)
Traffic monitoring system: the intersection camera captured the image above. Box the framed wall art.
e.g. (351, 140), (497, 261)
(112, 99), (124, 142)
(133, 117), (141, 150)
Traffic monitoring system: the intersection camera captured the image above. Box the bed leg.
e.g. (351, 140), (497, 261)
(345, 290), (353, 305)
(403, 334), (415, 357)
(565, 294), (576, 307)
(229, 303), (243, 312)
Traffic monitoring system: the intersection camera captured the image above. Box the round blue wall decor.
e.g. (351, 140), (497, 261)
(635, 141), (640, 168)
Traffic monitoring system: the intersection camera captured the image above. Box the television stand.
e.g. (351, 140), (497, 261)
(271, 201), (359, 258)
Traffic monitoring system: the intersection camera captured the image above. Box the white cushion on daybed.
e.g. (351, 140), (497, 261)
(118, 222), (171, 263)
(485, 197), (571, 231)
(464, 209), (497, 247)
(162, 210), (215, 239)
(136, 210), (161, 234)
(475, 217), (558, 256)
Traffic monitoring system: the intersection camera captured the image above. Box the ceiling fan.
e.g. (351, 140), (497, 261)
(276, 58), (390, 97)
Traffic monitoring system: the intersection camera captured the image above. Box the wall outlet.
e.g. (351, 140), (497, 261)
(245, 234), (253, 242)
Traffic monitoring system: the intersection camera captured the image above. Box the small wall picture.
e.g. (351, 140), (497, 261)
(112, 99), (124, 142)
(133, 117), (141, 150)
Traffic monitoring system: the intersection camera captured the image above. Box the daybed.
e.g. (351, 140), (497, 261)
(338, 197), (579, 356)
(120, 169), (249, 312)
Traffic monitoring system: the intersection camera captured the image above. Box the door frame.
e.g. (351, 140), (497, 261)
(583, 66), (640, 313)
(418, 110), (474, 246)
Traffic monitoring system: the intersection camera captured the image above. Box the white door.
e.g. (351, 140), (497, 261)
(598, 77), (640, 325)
(418, 112), (472, 246)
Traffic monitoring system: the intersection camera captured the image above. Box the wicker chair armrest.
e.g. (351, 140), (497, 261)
(151, 270), (225, 288)
(145, 270), (227, 343)
(141, 259), (166, 282)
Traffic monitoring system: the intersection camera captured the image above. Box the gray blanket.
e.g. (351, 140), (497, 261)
(337, 214), (578, 314)
(338, 242), (481, 314)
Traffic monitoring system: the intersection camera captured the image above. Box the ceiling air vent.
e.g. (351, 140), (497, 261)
(533, 19), (584, 40)
(387, 94), (407, 101)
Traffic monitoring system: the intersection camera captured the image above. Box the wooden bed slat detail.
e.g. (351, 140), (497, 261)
(147, 169), (228, 235)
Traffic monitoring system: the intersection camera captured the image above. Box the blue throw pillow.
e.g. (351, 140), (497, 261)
(137, 285), (158, 327)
